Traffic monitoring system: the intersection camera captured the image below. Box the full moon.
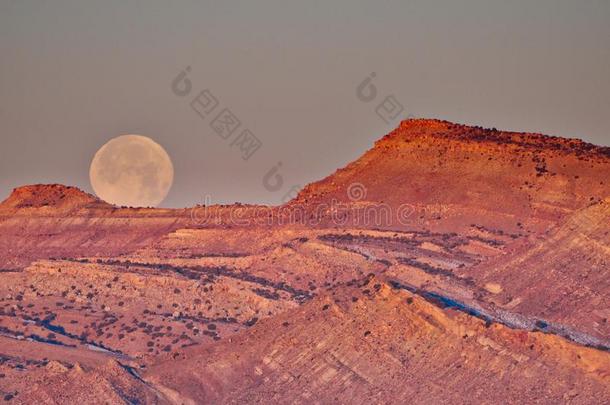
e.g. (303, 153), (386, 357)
(89, 135), (174, 207)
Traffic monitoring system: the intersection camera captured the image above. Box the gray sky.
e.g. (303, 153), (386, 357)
(1, 0), (609, 207)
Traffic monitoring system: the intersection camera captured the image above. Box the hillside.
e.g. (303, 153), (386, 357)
(0, 120), (608, 404)
(0, 185), (191, 269)
(145, 277), (610, 404)
(291, 119), (610, 235)
(457, 198), (610, 340)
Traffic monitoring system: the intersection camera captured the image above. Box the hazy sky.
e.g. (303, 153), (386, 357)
(1, 0), (609, 207)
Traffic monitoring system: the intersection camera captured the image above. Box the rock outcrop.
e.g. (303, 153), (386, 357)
(291, 119), (610, 235)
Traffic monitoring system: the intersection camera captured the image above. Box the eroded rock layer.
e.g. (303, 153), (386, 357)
(0, 119), (608, 404)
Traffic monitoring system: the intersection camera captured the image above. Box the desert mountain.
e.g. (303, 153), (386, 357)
(456, 198), (610, 340)
(292, 119), (609, 235)
(0, 119), (608, 403)
(145, 277), (610, 404)
(0, 185), (192, 269)
(0, 184), (110, 212)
